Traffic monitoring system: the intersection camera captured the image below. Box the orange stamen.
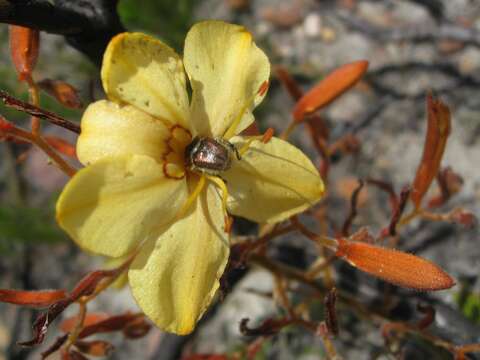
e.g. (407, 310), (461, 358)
(262, 127), (275, 143)
(224, 216), (233, 234)
(258, 80), (269, 97)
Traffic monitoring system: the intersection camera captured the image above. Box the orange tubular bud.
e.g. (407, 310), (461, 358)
(261, 127), (275, 143)
(0, 289), (67, 308)
(411, 95), (451, 209)
(9, 25), (40, 83)
(275, 65), (303, 100)
(292, 60), (369, 122)
(335, 239), (455, 291)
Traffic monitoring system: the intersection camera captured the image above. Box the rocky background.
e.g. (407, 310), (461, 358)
(0, 0), (479, 359)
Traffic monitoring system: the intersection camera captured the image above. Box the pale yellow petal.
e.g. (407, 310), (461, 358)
(77, 100), (170, 166)
(128, 182), (229, 335)
(224, 136), (324, 223)
(102, 32), (190, 128)
(184, 20), (270, 137)
(56, 155), (188, 258)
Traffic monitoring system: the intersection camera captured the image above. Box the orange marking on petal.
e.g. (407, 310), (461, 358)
(166, 152), (182, 165)
(168, 125), (192, 153)
(162, 162), (185, 180)
(161, 124), (190, 180)
(335, 239), (455, 291)
(170, 124), (192, 144)
(293, 60), (369, 122)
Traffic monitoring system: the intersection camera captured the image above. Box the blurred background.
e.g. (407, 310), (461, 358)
(0, 0), (479, 359)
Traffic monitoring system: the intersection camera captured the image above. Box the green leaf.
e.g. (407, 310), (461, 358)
(456, 291), (480, 324)
(118, 0), (196, 51)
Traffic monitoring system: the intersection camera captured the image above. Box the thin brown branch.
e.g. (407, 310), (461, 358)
(342, 180), (364, 236)
(0, 90), (81, 134)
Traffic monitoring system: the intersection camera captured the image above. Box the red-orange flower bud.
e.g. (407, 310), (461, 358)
(293, 60), (369, 122)
(335, 238), (455, 291)
(9, 25), (40, 82)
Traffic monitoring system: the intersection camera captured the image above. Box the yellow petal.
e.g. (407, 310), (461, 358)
(56, 155), (188, 258)
(128, 182), (229, 335)
(102, 32), (190, 128)
(77, 100), (170, 166)
(184, 20), (270, 137)
(224, 136), (324, 223)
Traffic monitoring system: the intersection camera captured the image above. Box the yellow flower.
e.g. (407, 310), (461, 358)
(56, 20), (324, 335)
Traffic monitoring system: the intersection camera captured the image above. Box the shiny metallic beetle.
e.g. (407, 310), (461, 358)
(185, 136), (240, 175)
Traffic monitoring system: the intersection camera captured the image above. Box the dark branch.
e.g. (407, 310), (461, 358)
(0, 0), (125, 66)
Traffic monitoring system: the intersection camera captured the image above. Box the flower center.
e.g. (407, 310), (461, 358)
(167, 80), (270, 231)
(163, 129), (236, 231)
(161, 125), (192, 180)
